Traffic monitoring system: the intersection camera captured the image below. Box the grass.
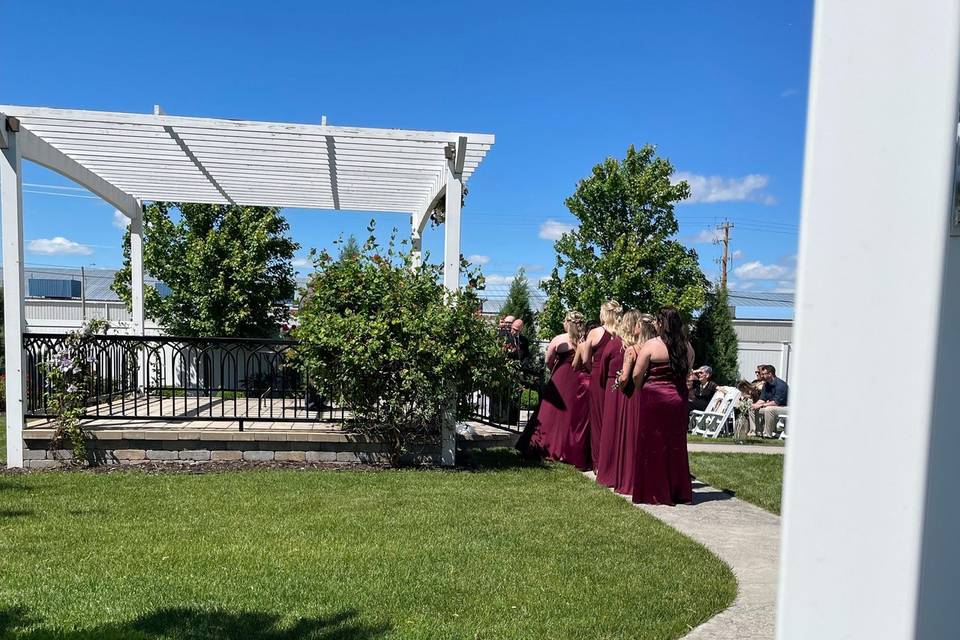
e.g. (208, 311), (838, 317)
(0, 449), (735, 639)
(0, 415), (5, 464)
(688, 452), (785, 514)
(687, 434), (785, 447)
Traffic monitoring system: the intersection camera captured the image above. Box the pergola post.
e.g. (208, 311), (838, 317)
(410, 214), (422, 269)
(439, 155), (463, 466)
(129, 203), (145, 335)
(1, 119), (26, 468)
(777, 2), (960, 638)
(442, 157), (462, 292)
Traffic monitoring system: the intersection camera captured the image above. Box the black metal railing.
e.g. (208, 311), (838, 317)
(466, 370), (543, 433)
(24, 333), (341, 426)
(24, 332), (543, 433)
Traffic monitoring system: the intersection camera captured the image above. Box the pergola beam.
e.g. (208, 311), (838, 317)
(15, 125), (139, 216)
(162, 126), (236, 205)
(0, 105), (496, 145)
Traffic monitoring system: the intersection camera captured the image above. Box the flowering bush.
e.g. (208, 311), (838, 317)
(42, 319), (109, 462)
(293, 224), (515, 462)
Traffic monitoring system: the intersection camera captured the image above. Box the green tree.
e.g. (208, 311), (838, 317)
(690, 287), (740, 385)
(112, 202), (299, 338)
(498, 268), (536, 338)
(540, 144), (708, 336)
(338, 234), (361, 261)
(293, 224), (512, 459)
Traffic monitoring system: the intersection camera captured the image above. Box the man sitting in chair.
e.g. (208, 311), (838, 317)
(748, 364), (789, 437)
(688, 365), (718, 412)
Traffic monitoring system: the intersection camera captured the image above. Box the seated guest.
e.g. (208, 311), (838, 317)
(688, 365), (718, 412)
(748, 364), (789, 437)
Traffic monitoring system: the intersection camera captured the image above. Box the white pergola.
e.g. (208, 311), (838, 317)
(0, 105), (494, 468)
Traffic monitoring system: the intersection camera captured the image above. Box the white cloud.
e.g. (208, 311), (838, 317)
(674, 172), (776, 205)
(485, 274), (515, 286)
(292, 257), (312, 268)
(467, 254), (490, 265)
(538, 219), (575, 240)
(113, 210), (130, 230)
(732, 249), (744, 259)
(27, 236), (93, 256)
(689, 228), (724, 244)
(734, 260), (791, 280)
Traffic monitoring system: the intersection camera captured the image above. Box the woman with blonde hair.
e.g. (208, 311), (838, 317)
(516, 311), (592, 469)
(573, 299), (622, 470)
(597, 311), (657, 493)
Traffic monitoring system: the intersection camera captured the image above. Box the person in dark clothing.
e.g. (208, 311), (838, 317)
(688, 365), (719, 412)
(748, 364), (789, 437)
(505, 319), (531, 365)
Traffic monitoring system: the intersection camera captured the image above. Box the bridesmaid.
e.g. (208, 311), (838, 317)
(600, 312), (656, 493)
(625, 307), (695, 505)
(574, 300), (622, 470)
(516, 312), (591, 469)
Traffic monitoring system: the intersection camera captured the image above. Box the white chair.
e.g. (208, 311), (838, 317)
(690, 387), (741, 438)
(777, 414), (788, 439)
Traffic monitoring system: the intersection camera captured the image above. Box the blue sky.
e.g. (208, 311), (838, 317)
(2, 1), (811, 318)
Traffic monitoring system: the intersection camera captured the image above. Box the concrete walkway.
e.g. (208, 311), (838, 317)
(687, 443), (785, 455)
(586, 472), (781, 640)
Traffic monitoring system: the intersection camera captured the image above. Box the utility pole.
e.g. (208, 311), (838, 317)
(714, 220), (734, 290)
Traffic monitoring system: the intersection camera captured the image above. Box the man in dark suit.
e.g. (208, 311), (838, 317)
(505, 319), (531, 365)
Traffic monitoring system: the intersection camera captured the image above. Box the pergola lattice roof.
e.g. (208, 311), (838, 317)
(0, 105), (494, 214)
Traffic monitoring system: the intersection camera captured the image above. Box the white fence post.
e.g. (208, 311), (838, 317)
(777, 2), (960, 638)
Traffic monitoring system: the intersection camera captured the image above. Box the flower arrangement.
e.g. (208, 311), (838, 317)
(42, 319), (109, 462)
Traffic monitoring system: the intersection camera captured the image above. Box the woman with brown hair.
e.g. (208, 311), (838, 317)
(516, 311), (592, 469)
(620, 306), (694, 505)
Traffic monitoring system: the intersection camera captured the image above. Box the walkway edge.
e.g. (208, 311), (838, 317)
(585, 471), (780, 640)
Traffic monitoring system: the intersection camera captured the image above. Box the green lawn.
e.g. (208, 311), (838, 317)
(0, 415), (5, 464)
(688, 452), (784, 514)
(0, 450), (735, 639)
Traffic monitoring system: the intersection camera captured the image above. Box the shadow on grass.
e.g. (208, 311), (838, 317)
(690, 479), (736, 505)
(0, 605), (390, 639)
(0, 509), (35, 520)
(458, 447), (548, 472)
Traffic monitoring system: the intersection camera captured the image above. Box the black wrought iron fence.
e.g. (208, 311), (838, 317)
(23, 333), (341, 426)
(466, 369), (543, 433)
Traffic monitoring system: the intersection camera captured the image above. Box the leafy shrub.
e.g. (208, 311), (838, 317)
(292, 226), (516, 461)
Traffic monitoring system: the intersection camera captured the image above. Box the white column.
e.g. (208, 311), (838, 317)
(410, 214), (422, 270)
(778, 342), (791, 383)
(129, 204), (145, 335)
(443, 159), (462, 292)
(1, 123), (25, 468)
(777, 3), (960, 639)
(440, 158), (463, 466)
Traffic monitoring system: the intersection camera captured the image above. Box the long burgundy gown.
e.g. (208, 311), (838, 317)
(587, 330), (613, 470)
(595, 337), (630, 490)
(516, 348), (591, 470)
(629, 361), (693, 505)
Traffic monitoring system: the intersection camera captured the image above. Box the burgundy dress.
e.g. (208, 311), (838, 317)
(587, 330), (613, 470)
(517, 349), (591, 470)
(595, 337), (629, 489)
(630, 361), (693, 505)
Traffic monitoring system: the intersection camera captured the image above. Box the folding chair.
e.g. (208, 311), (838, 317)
(690, 387), (741, 438)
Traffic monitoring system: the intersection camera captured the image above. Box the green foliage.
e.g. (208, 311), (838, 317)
(112, 202), (299, 338)
(41, 319), (110, 462)
(293, 223), (514, 459)
(690, 287), (740, 385)
(338, 234), (361, 261)
(540, 144), (708, 336)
